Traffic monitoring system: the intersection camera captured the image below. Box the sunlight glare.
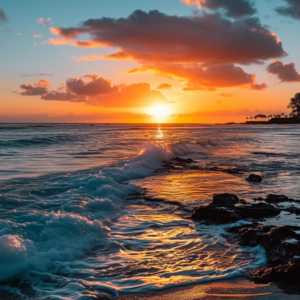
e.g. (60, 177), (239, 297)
(149, 105), (170, 118)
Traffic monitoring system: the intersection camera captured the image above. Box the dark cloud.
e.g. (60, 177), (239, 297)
(276, 0), (300, 20)
(129, 63), (267, 91)
(0, 8), (8, 22)
(156, 83), (172, 89)
(66, 74), (118, 96)
(20, 79), (50, 96)
(49, 10), (286, 65)
(181, 0), (256, 18)
(267, 60), (300, 82)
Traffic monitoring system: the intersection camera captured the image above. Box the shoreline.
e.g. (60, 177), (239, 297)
(117, 276), (298, 299)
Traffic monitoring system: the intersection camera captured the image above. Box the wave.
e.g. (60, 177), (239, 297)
(0, 144), (171, 288)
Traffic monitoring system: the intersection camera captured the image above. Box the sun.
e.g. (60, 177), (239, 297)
(149, 105), (170, 118)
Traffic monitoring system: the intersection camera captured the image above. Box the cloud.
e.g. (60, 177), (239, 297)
(129, 63), (267, 91)
(181, 0), (256, 18)
(0, 112), (152, 123)
(267, 60), (300, 82)
(33, 34), (43, 38)
(38, 17), (52, 26)
(250, 83), (267, 90)
(219, 93), (233, 97)
(22, 75), (172, 108)
(48, 10), (286, 65)
(20, 73), (53, 76)
(0, 8), (8, 22)
(156, 83), (172, 89)
(276, 0), (300, 20)
(65, 74), (118, 96)
(41, 92), (86, 102)
(87, 83), (173, 108)
(20, 79), (50, 96)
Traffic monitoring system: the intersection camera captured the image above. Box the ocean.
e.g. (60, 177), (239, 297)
(0, 123), (300, 299)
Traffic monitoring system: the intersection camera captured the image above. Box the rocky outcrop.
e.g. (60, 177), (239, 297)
(191, 194), (280, 223)
(228, 224), (300, 285)
(246, 174), (262, 182)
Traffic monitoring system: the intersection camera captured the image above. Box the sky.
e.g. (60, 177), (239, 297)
(0, 0), (300, 123)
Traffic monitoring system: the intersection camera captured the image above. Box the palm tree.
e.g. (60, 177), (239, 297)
(287, 92), (300, 118)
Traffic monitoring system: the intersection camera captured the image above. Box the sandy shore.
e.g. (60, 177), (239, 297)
(117, 276), (300, 299)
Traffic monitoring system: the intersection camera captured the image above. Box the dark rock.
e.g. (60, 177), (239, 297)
(266, 194), (290, 203)
(192, 195), (280, 224)
(237, 203), (280, 219)
(251, 259), (300, 285)
(191, 206), (239, 223)
(253, 197), (264, 201)
(228, 223), (300, 285)
(209, 193), (239, 208)
(172, 157), (194, 164)
(246, 174), (262, 182)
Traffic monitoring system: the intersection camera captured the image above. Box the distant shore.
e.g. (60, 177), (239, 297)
(215, 117), (300, 126)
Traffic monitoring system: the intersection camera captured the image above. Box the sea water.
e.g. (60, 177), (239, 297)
(0, 123), (299, 299)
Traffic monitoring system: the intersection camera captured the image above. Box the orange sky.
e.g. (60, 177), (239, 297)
(1, 0), (300, 123)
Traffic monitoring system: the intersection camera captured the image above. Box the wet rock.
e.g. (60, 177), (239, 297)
(246, 174), (262, 182)
(191, 206), (239, 223)
(209, 193), (239, 208)
(192, 194), (280, 224)
(265, 194), (292, 203)
(205, 166), (247, 174)
(172, 157), (194, 164)
(228, 224), (300, 285)
(251, 259), (300, 285)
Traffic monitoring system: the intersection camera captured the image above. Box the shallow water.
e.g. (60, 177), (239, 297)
(0, 123), (300, 299)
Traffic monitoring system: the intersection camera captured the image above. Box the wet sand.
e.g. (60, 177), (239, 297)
(118, 276), (300, 299)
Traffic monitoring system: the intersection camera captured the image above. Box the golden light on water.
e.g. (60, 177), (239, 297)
(149, 105), (170, 118)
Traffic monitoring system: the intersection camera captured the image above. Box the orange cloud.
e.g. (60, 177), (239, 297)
(21, 75), (172, 108)
(65, 74), (118, 96)
(129, 64), (267, 91)
(157, 83), (172, 90)
(20, 79), (50, 96)
(87, 83), (173, 108)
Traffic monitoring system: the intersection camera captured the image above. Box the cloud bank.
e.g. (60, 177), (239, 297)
(21, 75), (172, 108)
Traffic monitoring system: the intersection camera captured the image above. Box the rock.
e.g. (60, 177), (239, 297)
(228, 223), (300, 285)
(251, 258), (300, 285)
(192, 194), (280, 224)
(209, 193), (239, 208)
(191, 206), (239, 223)
(172, 157), (194, 164)
(246, 174), (262, 182)
(265, 194), (290, 203)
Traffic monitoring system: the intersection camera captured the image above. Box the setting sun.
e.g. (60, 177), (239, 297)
(149, 105), (170, 118)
